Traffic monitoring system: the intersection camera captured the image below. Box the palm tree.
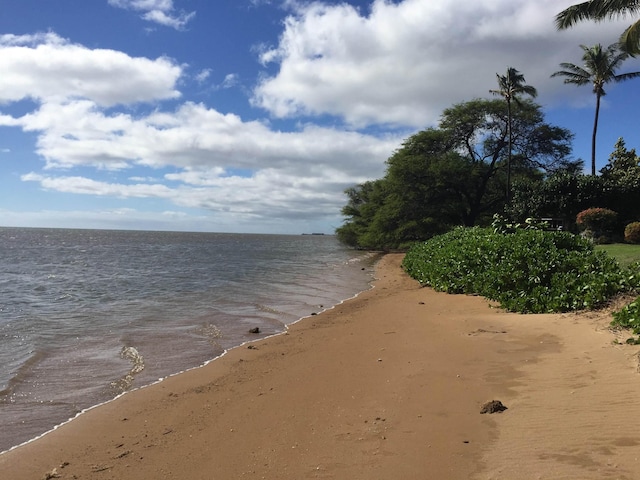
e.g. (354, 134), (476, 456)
(551, 43), (640, 175)
(556, 0), (640, 56)
(490, 67), (537, 203)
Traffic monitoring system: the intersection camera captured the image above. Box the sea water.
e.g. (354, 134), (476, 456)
(0, 228), (377, 452)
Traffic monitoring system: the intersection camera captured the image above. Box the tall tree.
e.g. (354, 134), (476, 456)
(600, 138), (640, 223)
(337, 99), (573, 249)
(556, 0), (640, 56)
(551, 43), (640, 175)
(490, 67), (537, 203)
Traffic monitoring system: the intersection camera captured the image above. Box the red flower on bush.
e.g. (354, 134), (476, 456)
(576, 208), (618, 232)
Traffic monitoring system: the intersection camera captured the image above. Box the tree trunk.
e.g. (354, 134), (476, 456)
(592, 93), (601, 176)
(507, 98), (512, 202)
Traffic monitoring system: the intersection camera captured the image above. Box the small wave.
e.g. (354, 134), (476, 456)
(121, 346), (144, 374)
(0, 350), (47, 402)
(110, 346), (145, 393)
(195, 323), (223, 348)
(256, 304), (285, 315)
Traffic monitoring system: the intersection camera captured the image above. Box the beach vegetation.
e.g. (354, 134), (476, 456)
(402, 227), (640, 313)
(508, 138), (640, 236)
(337, 97), (574, 250)
(612, 296), (640, 334)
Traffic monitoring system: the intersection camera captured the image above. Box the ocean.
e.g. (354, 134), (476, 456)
(0, 227), (378, 453)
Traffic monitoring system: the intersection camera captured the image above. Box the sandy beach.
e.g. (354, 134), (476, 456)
(2, 253), (640, 479)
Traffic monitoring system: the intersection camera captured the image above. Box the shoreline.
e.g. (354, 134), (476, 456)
(0, 235), (378, 455)
(2, 253), (640, 479)
(0, 255), (379, 456)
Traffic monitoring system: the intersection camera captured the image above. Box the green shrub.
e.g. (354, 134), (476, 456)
(624, 222), (640, 244)
(402, 227), (638, 313)
(612, 297), (640, 334)
(576, 207), (618, 232)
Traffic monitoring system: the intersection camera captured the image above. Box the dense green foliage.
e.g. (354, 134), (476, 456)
(337, 98), (574, 250)
(612, 297), (640, 336)
(508, 138), (640, 233)
(337, 93), (640, 251)
(601, 139), (640, 226)
(402, 227), (639, 313)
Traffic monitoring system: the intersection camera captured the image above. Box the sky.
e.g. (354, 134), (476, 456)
(0, 0), (639, 234)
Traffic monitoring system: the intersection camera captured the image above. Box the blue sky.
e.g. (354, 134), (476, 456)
(0, 0), (638, 234)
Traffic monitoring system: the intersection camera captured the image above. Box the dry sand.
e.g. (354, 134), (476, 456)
(2, 253), (640, 479)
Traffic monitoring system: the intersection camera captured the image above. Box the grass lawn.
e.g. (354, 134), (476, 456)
(596, 244), (640, 267)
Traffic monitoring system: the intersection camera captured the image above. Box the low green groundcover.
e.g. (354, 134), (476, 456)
(403, 227), (640, 314)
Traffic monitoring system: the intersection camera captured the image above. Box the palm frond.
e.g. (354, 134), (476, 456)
(520, 85), (538, 97)
(614, 70), (640, 81)
(600, 0), (640, 20)
(556, 1), (603, 29)
(551, 69), (592, 85)
(556, 1), (640, 28)
(621, 19), (640, 55)
(556, 62), (591, 75)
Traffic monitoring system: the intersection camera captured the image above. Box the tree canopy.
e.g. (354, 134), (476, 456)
(508, 137), (640, 232)
(336, 98), (574, 250)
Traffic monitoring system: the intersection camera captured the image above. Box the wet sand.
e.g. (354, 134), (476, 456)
(1, 253), (640, 479)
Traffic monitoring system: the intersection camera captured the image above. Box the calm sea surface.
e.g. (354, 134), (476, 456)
(0, 228), (378, 452)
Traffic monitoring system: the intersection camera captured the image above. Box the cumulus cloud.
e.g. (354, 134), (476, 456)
(3, 99), (397, 172)
(6, 95), (399, 225)
(108, 0), (195, 30)
(253, 0), (635, 128)
(0, 33), (181, 106)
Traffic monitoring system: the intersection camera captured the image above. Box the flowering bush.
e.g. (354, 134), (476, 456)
(625, 222), (640, 244)
(576, 208), (618, 232)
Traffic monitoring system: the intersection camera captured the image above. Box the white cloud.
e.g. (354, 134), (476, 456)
(0, 33), (181, 106)
(195, 68), (212, 83)
(22, 173), (174, 198)
(221, 73), (240, 89)
(253, 0), (637, 128)
(0, 206), (230, 232)
(7, 96), (399, 223)
(0, 32), (66, 47)
(108, 0), (195, 29)
(3, 99), (397, 173)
